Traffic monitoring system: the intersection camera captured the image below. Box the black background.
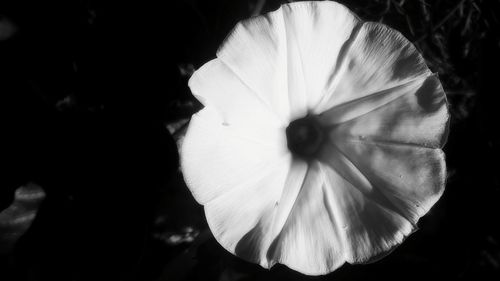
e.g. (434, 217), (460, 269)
(1, 0), (499, 280)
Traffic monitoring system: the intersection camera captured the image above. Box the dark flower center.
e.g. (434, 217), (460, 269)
(286, 115), (324, 160)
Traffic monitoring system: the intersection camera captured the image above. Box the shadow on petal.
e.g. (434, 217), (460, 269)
(235, 220), (268, 266)
(415, 75), (447, 113)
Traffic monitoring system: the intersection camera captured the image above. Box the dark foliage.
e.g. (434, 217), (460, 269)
(0, 0), (499, 280)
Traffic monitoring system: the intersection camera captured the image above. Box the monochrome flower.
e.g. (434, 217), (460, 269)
(181, 1), (449, 275)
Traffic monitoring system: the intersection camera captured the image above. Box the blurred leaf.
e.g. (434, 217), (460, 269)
(0, 16), (17, 41)
(0, 183), (45, 254)
(156, 229), (212, 281)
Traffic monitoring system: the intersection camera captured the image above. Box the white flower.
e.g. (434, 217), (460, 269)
(181, 1), (449, 276)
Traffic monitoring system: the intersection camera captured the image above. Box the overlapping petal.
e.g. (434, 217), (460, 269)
(314, 21), (432, 115)
(182, 0), (449, 276)
(216, 6), (292, 122)
(331, 140), (446, 227)
(315, 141), (443, 263)
(280, 2), (360, 115)
(319, 159), (414, 264)
(208, 159), (309, 268)
(204, 154), (294, 267)
(268, 161), (346, 275)
(217, 1), (361, 122)
(189, 58), (286, 139)
(326, 73), (449, 148)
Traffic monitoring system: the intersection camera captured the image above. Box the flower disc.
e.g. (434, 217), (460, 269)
(286, 116), (324, 159)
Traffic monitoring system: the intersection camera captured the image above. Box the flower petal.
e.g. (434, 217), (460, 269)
(189, 58), (285, 132)
(204, 157), (309, 269)
(181, 107), (287, 205)
(332, 139), (446, 227)
(267, 161), (346, 275)
(318, 75), (429, 125)
(216, 6), (291, 122)
(216, 1), (360, 122)
(320, 162), (414, 264)
(280, 1), (360, 113)
(328, 74), (449, 148)
(204, 154), (292, 268)
(315, 21), (431, 114)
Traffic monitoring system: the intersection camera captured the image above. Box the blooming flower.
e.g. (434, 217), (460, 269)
(181, 0), (449, 276)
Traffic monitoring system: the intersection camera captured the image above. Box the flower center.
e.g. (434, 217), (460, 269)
(286, 115), (324, 160)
